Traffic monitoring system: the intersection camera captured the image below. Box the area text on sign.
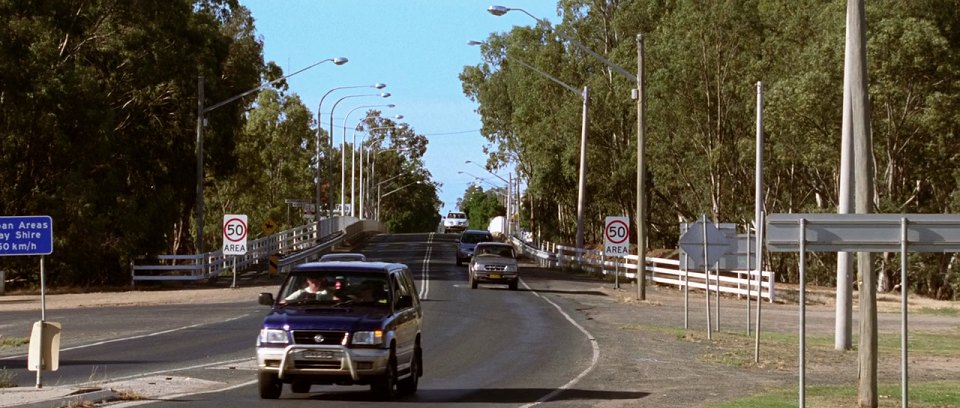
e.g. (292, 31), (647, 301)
(222, 214), (248, 256)
(604, 216), (630, 257)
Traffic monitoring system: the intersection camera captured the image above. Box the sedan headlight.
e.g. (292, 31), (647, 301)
(352, 330), (384, 346)
(258, 329), (289, 345)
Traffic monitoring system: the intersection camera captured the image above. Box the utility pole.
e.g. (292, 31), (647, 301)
(195, 76), (205, 260)
(635, 34), (647, 300)
(836, 5), (855, 351)
(848, 0), (877, 406)
(575, 86), (589, 251)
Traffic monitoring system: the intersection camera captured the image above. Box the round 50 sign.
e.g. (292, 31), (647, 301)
(604, 216), (630, 257)
(223, 214), (248, 256)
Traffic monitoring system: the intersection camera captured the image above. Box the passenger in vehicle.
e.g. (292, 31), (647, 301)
(353, 280), (387, 304)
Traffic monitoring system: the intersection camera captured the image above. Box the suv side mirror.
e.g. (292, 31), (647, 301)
(258, 292), (275, 306)
(396, 294), (413, 309)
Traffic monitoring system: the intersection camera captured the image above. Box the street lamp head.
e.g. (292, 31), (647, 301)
(386, 104), (396, 108)
(467, 40), (483, 46)
(464, 160), (473, 164)
(394, 115), (404, 120)
(380, 92), (391, 98)
(374, 83), (387, 89)
(333, 57), (349, 65)
(487, 5), (510, 16)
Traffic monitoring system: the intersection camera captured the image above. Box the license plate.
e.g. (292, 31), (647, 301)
(303, 350), (335, 359)
(489, 274), (501, 279)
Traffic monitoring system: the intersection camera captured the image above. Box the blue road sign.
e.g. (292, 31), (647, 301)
(0, 216), (53, 256)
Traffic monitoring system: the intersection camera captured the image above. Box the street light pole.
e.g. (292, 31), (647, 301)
(378, 180), (421, 221)
(359, 124), (405, 218)
(345, 108), (398, 217)
(316, 83), (385, 220)
(488, 5), (645, 298)
(468, 40), (588, 249)
(508, 58), (588, 250)
(375, 172), (412, 220)
(197, 57), (346, 258)
(329, 92), (391, 217)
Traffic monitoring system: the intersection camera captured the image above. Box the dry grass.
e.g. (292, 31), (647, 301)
(0, 368), (16, 388)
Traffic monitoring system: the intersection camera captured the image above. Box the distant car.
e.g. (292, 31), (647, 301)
(456, 229), (494, 266)
(256, 262), (422, 399)
(468, 242), (519, 290)
(442, 211), (468, 234)
(320, 253), (367, 262)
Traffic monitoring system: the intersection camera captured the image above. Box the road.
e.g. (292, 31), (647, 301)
(1, 232), (618, 407)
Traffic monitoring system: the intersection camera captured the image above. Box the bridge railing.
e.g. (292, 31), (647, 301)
(130, 217), (384, 284)
(509, 237), (775, 302)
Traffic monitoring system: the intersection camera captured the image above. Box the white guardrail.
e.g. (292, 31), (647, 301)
(130, 217), (385, 285)
(510, 237), (776, 302)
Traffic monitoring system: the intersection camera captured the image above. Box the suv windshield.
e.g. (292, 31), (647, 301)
(279, 271), (389, 307)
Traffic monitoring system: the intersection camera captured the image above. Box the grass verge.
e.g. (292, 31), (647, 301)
(710, 381), (960, 407)
(0, 368), (16, 388)
(0, 336), (29, 348)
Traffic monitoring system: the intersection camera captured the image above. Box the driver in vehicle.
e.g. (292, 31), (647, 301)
(285, 276), (336, 301)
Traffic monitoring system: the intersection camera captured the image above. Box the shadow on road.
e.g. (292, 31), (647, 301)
(299, 387), (650, 403)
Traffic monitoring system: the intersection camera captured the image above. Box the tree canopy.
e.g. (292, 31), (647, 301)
(0, 0), (442, 287)
(460, 0), (960, 299)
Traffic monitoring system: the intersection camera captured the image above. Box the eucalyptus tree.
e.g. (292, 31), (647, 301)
(206, 88), (315, 238)
(0, 0), (265, 286)
(460, 185), (507, 230)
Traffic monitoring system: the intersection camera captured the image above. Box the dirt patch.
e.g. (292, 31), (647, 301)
(522, 264), (960, 406)
(0, 284), (275, 312)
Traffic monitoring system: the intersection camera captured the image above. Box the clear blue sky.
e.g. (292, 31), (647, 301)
(240, 1), (560, 215)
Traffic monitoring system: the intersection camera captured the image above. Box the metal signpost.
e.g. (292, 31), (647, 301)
(604, 216), (630, 289)
(766, 213), (960, 408)
(680, 221), (737, 331)
(222, 214), (248, 288)
(678, 215), (732, 339)
(0, 215), (56, 388)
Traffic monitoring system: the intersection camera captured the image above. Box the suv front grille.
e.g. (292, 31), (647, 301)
(483, 264), (507, 271)
(292, 330), (347, 345)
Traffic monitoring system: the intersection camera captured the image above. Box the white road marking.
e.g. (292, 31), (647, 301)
(520, 278), (601, 407)
(418, 232), (433, 300)
(0, 315), (252, 361)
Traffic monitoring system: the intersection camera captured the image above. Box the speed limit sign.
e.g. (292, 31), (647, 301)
(222, 214), (248, 255)
(604, 216), (630, 257)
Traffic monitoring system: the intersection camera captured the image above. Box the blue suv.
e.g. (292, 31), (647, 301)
(256, 261), (423, 399)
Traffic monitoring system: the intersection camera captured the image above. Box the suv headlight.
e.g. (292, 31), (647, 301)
(502, 264), (517, 272)
(352, 330), (383, 346)
(258, 329), (289, 345)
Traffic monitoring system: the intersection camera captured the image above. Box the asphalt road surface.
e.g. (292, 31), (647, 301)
(1, 232), (617, 407)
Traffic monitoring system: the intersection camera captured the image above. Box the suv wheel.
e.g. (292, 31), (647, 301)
(290, 379), (311, 393)
(470, 273), (478, 289)
(258, 372), (282, 399)
(397, 344), (421, 395)
(371, 353), (398, 400)
(509, 280), (518, 291)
